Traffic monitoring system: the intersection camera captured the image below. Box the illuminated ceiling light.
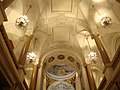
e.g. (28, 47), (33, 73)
(99, 16), (112, 28)
(15, 5), (32, 30)
(15, 15), (29, 29)
(26, 38), (37, 63)
(88, 51), (97, 59)
(92, 4), (112, 28)
(27, 52), (36, 63)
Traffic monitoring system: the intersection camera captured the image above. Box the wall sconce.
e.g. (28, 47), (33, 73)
(15, 5), (32, 30)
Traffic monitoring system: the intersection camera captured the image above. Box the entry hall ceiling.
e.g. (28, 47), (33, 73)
(20, 0), (120, 59)
(20, 0), (90, 57)
(3, 0), (120, 87)
(3, 0), (120, 70)
(3, 0), (120, 59)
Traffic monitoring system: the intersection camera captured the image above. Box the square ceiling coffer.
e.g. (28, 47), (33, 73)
(52, 26), (70, 42)
(51, 0), (72, 12)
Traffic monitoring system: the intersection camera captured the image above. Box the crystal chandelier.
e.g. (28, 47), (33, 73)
(15, 15), (29, 29)
(15, 5), (32, 29)
(27, 52), (36, 63)
(92, 4), (112, 28)
(99, 16), (112, 28)
(88, 51), (97, 59)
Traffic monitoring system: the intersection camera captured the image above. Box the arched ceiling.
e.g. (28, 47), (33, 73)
(2, 0), (120, 64)
(2, 0), (120, 68)
(2, 0), (120, 86)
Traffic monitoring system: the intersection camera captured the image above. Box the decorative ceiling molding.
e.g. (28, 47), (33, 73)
(42, 52), (82, 75)
(38, 16), (88, 30)
(38, 46), (85, 71)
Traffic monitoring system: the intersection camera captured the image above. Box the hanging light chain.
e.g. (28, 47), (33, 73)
(15, 5), (32, 30)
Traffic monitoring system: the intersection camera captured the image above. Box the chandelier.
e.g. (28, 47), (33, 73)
(88, 51), (97, 59)
(91, 4), (112, 28)
(99, 16), (112, 28)
(15, 15), (29, 29)
(27, 52), (36, 63)
(15, 5), (32, 29)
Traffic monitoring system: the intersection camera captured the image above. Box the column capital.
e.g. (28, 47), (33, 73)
(25, 32), (33, 37)
(83, 63), (92, 67)
(25, 27), (35, 37)
(88, 29), (99, 39)
(33, 64), (40, 69)
(83, 63), (88, 68)
(91, 33), (99, 39)
(37, 64), (40, 68)
(103, 63), (112, 73)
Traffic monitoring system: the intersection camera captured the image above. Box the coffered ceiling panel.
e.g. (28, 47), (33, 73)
(51, 0), (72, 12)
(52, 26), (71, 42)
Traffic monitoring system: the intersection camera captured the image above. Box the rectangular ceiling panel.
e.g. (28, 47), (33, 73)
(51, 0), (72, 12)
(52, 26), (70, 42)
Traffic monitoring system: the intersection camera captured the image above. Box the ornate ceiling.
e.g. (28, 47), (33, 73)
(2, 0), (120, 88)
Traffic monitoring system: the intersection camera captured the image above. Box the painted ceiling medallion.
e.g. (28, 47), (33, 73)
(57, 55), (65, 60)
(47, 64), (75, 80)
(68, 56), (74, 62)
(43, 63), (47, 69)
(48, 56), (55, 63)
(76, 62), (81, 69)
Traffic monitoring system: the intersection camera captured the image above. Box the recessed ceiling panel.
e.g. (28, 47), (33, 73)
(51, 0), (72, 12)
(52, 26), (70, 42)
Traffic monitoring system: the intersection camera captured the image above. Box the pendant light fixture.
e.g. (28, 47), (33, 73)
(15, 5), (32, 30)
